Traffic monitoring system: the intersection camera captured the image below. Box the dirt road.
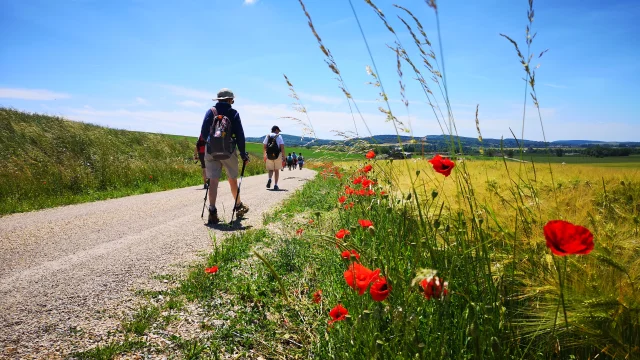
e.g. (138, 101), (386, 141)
(0, 169), (315, 358)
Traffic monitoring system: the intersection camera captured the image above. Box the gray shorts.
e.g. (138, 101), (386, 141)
(205, 151), (239, 180)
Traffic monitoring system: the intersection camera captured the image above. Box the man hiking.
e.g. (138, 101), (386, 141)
(194, 134), (208, 189)
(298, 153), (304, 170)
(286, 153), (293, 171)
(200, 88), (250, 225)
(263, 125), (285, 191)
(292, 152), (298, 168)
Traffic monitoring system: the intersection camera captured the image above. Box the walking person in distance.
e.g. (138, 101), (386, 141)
(263, 126), (285, 191)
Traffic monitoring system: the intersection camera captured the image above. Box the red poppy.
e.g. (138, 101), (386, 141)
(358, 219), (374, 228)
(420, 276), (448, 300)
(296, 228), (304, 236)
(338, 196), (347, 204)
(543, 220), (594, 256)
(344, 202), (354, 210)
(428, 154), (455, 177)
(42, 181), (47, 185)
(345, 186), (355, 195)
(328, 304), (348, 324)
(344, 263), (380, 295)
(370, 276), (391, 302)
(365, 150), (376, 159)
(308, 219), (314, 224)
(313, 290), (322, 304)
(366, 189), (376, 196)
(204, 266), (219, 274)
(362, 164), (373, 173)
(335, 229), (351, 239)
(149, 175), (153, 179)
(361, 178), (374, 187)
(380, 191), (387, 196)
(341, 249), (361, 260)
(353, 176), (364, 185)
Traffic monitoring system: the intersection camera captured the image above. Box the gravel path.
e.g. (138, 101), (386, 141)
(0, 168), (315, 359)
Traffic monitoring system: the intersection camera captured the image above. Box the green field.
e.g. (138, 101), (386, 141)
(245, 142), (362, 161)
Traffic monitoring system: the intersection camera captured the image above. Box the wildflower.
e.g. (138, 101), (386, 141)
(313, 290), (322, 304)
(338, 196), (347, 204)
(362, 164), (373, 173)
(328, 304), (348, 324)
(353, 176), (363, 185)
(420, 276), (448, 300)
(366, 189), (375, 196)
(341, 249), (360, 260)
(361, 178), (374, 187)
(366, 150), (376, 159)
(335, 229), (351, 239)
(358, 219), (374, 228)
(308, 219), (314, 224)
(42, 181), (47, 185)
(345, 186), (355, 195)
(149, 175), (153, 179)
(370, 276), (391, 302)
(344, 202), (354, 210)
(344, 263), (380, 295)
(428, 154), (455, 177)
(204, 266), (219, 274)
(380, 191), (387, 196)
(296, 228), (304, 236)
(544, 220), (594, 256)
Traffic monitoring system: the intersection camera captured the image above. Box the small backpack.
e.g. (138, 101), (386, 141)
(287, 155), (293, 163)
(207, 107), (235, 160)
(266, 134), (281, 160)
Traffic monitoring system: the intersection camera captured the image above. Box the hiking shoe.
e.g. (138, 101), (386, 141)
(266, 178), (272, 188)
(273, 185), (279, 191)
(234, 203), (249, 218)
(207, 208), (219, 225)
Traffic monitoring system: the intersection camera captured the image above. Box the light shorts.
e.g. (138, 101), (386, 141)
(265, 155), (283, 171)
(205, 151), (239, 180)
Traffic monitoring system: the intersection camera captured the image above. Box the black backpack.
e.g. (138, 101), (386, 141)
(266, 134), (281, 160)
(207, 107), (235, 160)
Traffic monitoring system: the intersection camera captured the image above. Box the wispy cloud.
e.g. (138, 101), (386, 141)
(543, 83), (569, 89)
(0, 88), (71, 101)
(243, 0), (258, 5)
(159, 85), (216, 101)
(177, 100), (206, 108)
(297, 92), (344, 105)
(135, 97), (149, 105)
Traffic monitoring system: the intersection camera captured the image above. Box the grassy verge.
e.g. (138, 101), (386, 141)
(71, 158), (638, 358)
(0, 108), (265, 216)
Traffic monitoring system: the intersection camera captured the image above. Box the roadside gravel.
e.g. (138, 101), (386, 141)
(0, 169), (315, 359)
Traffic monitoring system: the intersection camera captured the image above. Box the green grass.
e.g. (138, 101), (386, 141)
(70, 338), (148, 360)
(0, 108), (266, 215)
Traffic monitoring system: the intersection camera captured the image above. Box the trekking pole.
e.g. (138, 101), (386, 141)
(201, 180), (209, 218)
(229, 161), (247, 225)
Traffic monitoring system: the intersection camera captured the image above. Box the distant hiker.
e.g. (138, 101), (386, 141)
(286, 153), (293, 171)
(298, 153), (304, 170)
(263, 125), (285, 191)
(292, 152), (298, 167)
(200, 88), (250, 225)
(194, 134), (208, 189)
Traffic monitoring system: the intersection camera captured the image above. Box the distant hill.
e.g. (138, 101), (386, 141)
(246, 133), (639, 148)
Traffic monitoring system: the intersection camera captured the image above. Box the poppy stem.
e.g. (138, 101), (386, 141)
(559, 257), (569, 330)
(253, 250), (289, 303)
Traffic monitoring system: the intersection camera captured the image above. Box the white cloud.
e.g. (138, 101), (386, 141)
(0, 88), (71, 101)
(177, 100), (206, 108)
(243, 0), (258, 5)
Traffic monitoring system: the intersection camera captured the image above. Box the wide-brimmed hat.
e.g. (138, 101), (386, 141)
(271, 125), (281, 132)
(215, 88), (235, 100)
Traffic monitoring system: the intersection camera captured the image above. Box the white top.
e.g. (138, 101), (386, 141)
(263, 133), (284, 146)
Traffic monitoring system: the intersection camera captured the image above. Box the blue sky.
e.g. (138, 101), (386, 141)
(1, 0), (638, 141)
